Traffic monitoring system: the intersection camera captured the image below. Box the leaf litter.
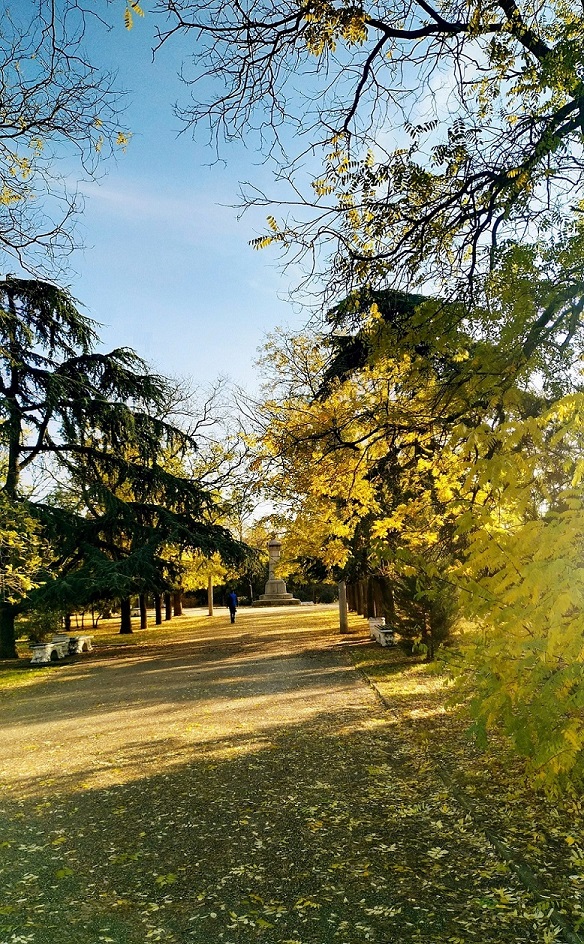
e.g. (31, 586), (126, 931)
(0, 606), (582, 943)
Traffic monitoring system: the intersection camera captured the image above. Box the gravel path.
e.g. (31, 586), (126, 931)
(0, 608), (560, 943)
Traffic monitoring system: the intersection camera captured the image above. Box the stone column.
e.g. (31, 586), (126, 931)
(262, 537), (289, 597)
(268, 537), (280, 581)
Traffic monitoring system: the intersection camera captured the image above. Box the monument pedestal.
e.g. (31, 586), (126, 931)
(252, 538), (301, 607)
(254, 593), (301, 607)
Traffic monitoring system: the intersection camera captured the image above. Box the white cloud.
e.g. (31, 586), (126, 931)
(78, 178), (238, 241)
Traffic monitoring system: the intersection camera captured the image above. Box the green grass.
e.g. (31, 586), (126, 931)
(0, 663), (53, 691)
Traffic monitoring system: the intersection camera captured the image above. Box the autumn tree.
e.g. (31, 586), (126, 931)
(251, 278), (584, 785)
(146, 0), (584, 786)
(0, 494), (47, 630)
(152, 0), (584, 301)
(249, 297), (476, 650)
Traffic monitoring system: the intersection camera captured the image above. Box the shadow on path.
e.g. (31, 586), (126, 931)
(0, 609), (558, 943)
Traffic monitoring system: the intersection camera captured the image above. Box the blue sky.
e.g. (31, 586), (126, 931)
(68, 10), (305, 393)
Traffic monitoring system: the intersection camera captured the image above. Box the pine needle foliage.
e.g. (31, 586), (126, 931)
(0, 279), (245, 656)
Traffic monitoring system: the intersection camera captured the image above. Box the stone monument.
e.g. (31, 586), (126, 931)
(253, 535), (301, 607)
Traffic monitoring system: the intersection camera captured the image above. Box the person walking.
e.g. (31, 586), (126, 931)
(227, 590), (238, 624)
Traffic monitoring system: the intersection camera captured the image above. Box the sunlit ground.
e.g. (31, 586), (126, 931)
(3, 605), (359, 796)
(1, 606), (583, 943)
(4, 604), (343, 685)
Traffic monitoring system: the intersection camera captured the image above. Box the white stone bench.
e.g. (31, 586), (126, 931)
(30, 634), (93, 665)
(368, 618), (396, 647)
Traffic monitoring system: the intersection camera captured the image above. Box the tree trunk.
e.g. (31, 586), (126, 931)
(64, 612), (72, 632)
(164, 592), (172, 621)
(422, 611), (435, 661)
(346, 583), (355, 612)
(361, 578), (369, 616)
(366, 577), (375, 619)
(139, 593), (147, 630)
(154, 593), (162, 626)
(0, 602), (18, 658)
(207, 575), (214, 617)
(379, 577), (397, 626)
(119, 597), (132, 634)
(338, 580), (349, 634)
(372, 577), (385, 620)
(173, 590), (182, 617)
(357, 578), (369, 617)
(355, 580), (363, 616)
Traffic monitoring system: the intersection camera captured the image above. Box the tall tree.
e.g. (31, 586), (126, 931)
(250, 300), (472, 641)
(250, 283), (584, 787)
(0, 277), (245, 656)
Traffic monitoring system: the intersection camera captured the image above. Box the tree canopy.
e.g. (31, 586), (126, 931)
(248, 278), (584, 789)
(0, 1), (127, 274)
(155, 0), (584, 300)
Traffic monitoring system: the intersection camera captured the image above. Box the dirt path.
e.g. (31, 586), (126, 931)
(0, 608), (561, 943)
(1, 611), (376, 798)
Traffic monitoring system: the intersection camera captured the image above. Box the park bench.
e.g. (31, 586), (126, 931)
(30, 633), (93, 665)
(368, 617), (396, 647)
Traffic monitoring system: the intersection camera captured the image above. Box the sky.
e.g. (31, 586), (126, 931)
(66, 9), (306, 394)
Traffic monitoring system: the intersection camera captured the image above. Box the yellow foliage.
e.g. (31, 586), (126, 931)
(116, 132), (132, 150)
(0, 186), (21, 206)
(123, 1), (144, 29)
(450, 390), (584, 788)
(254, 306), (584, 788)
